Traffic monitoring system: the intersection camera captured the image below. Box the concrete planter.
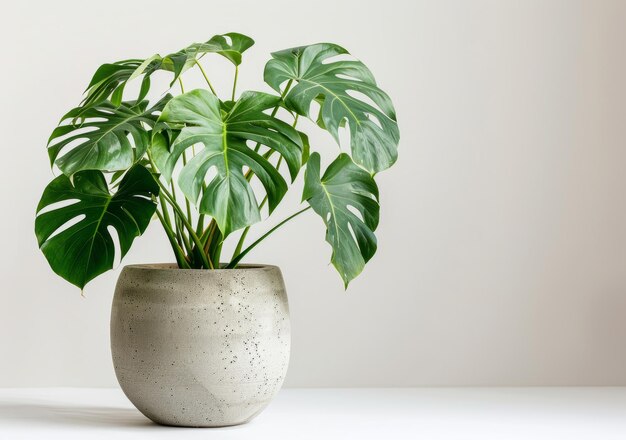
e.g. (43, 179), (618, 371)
(110, 264), (290, 427)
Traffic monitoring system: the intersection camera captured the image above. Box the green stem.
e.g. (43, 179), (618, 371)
(168, 182), (184, 248)
(231, 65), (239, 101)
(159, 183), (213, 269)
(157, 193), (174, 238)
(155, 210), (190, 268)
(195, 213), (205, 236)
(178, 77), (185, 94)
(202, 221), (217, 253)
(195, 60), (217, 95)
(227, 206), (311, 269)
(231, 226), (250, 261)
(180, 152), (193, 223)
(176, 216), (194, 257)
(148, 152), (213, 269)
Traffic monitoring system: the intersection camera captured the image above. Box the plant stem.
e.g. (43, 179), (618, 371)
(231, 65), (239, 101)
(178, 77), (185, 94)
(158, 183), (213, 269)
(176, 216), (194, 257)
(195, 213), (205, 236)
(155, 210), (190, 268)
(195, 60), (217, 95)
(148, 151), (213, 269)
(168, 182), (184, 249)
(227, 206), (311, 269)
(180, 153), (193, 223)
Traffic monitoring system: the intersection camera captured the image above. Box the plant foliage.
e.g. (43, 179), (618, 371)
(35, 33), (400, 290)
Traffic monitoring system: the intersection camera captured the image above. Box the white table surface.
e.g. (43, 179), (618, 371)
(1, 387), (625, 439)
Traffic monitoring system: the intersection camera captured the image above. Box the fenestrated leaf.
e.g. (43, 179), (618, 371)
(35, 164), (159, 289)
(81, 59), (147, 109)
(48, 96), (170, 176)
(303, 152), (379, 287)
(82, 33), (254, 106)
(156, 89), (304, 237)
(186, 32), (255, 66)
(264, 43), (399, 174)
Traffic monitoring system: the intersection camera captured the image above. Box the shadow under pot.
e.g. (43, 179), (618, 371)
(110, 264), (290, 427)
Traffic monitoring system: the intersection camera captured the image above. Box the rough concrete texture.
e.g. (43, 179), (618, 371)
(110, 264), (290, 427)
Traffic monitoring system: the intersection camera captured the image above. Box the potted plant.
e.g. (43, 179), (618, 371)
(35, 32), (399, 427)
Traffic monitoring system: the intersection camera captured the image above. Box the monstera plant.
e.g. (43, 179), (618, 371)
(35, 33), (400, 290)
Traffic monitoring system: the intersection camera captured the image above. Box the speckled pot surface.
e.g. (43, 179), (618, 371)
(110, 264), (290, 427)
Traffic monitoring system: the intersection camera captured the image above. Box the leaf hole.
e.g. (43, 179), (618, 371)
(365, 113), (383, 130)
(107, 225), (123, 268)
(347, 222), (358, 245)
(346, 205), (364, 223)
(321, 53), (354, 64)
(335, 73), (362, 82)
(37, 198), (80, 215)
(345, 90), (382, 113)
(45, 214), (86, 242)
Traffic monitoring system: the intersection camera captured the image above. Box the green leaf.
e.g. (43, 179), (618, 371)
(82, 59), (147, 109)
(82, 33), (254, 106)
(264, 43), (399, 174)
(156, 89), (304, 237)
(187, 32), (255, 66)
(35, 164), (159, 289)
(303, 152), (379, 287)
(298, 131), (311, 165)
(48, 96), (170, 176)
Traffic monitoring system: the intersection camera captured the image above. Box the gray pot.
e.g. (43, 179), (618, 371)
(110, 264), (290, 427)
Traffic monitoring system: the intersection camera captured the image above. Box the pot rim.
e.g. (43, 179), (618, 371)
(122, 263), (279, 272)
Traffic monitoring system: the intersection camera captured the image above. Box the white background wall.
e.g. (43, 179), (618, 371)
(1, 0), (625, 387)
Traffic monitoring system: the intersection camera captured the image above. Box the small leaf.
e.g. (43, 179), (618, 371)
(35, 164), (159, 289)
(298, 131), (311, 165)
(110, 82), (125, 106)
(303, 152), (379, 287)
(138, 75), (151, 101)
(81, 33), (255, 107)
(192, 32), (255, 66)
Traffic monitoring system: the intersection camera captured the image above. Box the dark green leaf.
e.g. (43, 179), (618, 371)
(81, 60), (149, 109)
(48, 96), (170, 176)
(189, 32), (255, 66)
(303, 152), (379, 286)
(35, 164), (159, 289)
(156, 89), (303, 237)
(264, 43), (399, 174)
(81, 33), (255, 106)
(298, 131), (311, 165)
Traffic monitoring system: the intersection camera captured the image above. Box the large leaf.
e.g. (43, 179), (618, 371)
(48, 96), (170, 176)
(156, 89), (303, 237)
(35, 164), (159, 289)
(303, 152), (379, 286)
(82, 33), (254, 106)
(264, 43), (399, 174)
